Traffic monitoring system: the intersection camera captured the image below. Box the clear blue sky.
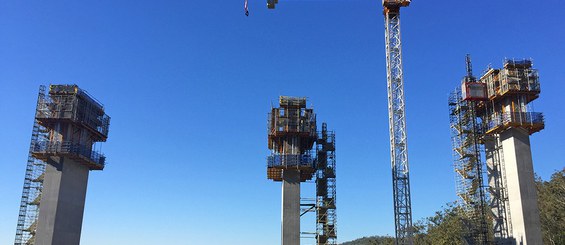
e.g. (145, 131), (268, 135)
(1, 0), (564, 244)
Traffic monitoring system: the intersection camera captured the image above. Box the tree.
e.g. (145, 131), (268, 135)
(340, 235), (395, 245)
(537, 168), (565, 245)
(412, 202), (465, 245)
(340, 168), (565, 245)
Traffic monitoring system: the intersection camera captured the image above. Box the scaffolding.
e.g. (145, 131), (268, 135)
(449, 55), (490, 245)
(14, 86), (49, 245)
(483, 59), (540, 102)
(449, 89), (490, 245)
(36, 85), (110, 142)
(484, 134), (512, 241)
(480, 59), (544, 135)
(31, 85), (110, 171)
(315, 123), (337, 245)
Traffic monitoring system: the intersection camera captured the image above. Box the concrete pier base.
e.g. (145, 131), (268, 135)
(500, 128), (542, 245)
(281, 169), (300, 245)
(36, 157), (90, 245)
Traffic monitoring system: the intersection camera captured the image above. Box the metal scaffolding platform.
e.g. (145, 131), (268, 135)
(449, 55), (490, 245)
(315, 123), (337, 245)
(449, 89), (490, 245)
(14, 86), (49, 245)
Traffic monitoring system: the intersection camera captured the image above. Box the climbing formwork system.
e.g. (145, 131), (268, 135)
(315, 123), (337, 245)
(479, 59), (544, 244)
(481, 59), (544, 136)
(267, 96), (317, 182)
(14, 84), (110, 245)
(449, 55), (490, 245)
(267, 96), (317, 245)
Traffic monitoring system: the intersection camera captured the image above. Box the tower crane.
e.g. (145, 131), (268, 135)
(383, 1), (414, 244)
(252, 1), (416, 244)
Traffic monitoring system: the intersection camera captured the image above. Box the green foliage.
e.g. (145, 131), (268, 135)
(412, 202), (465, 245)
(537, 168), (565, 245)
(341, 168), (565, 245)
(340, 235), (394, 245)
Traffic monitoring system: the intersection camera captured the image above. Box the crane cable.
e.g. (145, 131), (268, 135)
(244, 0), (249, 16)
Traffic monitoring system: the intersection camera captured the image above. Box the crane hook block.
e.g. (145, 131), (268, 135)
(267, 0), (276, 9)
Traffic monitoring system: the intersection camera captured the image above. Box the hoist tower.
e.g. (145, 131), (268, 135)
(315, 123), (337, 245)
(449, 55), (490, 244)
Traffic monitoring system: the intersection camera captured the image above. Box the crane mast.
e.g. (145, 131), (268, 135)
(383, 1), (413, 244)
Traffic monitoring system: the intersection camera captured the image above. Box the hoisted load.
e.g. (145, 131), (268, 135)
(244, 0), (249, 16)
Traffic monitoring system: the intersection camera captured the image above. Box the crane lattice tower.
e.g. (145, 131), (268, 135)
(382, 1), (414, 244)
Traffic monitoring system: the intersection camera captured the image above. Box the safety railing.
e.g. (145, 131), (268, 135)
(499, 76), (540, 94)
(84, 113), (110, 137)
(267, 114), (317, 135)
(32, 141), (105, 166)
(279, 96), (307, 107)
(35, 99), (110, 138)
(486, 112), (544, 132)
(496, 68), (540, 95)
(267, 154), (313, 168)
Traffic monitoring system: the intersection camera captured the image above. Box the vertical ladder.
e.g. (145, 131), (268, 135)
(14, 86), (48, 245)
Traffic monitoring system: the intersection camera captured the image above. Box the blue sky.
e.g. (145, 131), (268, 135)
(1, 0), (564, 244)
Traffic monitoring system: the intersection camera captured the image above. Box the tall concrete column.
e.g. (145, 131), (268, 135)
(36, 158), (90, 245)
(281, 169), (300, 245)
(500, 128), (542, 245)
